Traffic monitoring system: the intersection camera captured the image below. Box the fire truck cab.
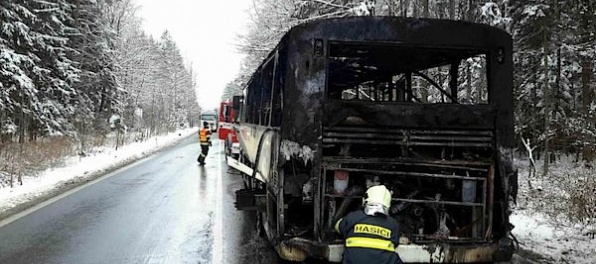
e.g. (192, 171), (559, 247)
(219, 101), (240, 158)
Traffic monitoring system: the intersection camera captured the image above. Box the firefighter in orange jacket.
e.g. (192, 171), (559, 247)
(197, 122), (212, 165)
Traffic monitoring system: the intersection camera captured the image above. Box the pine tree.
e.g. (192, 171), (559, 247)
(69, 0), (119, 134)
(1, 0), (80, 140)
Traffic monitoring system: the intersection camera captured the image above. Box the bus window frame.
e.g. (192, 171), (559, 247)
(324, 40), (493, 106)
(244, 56), (274, 125)
(243, 52), (285, 127)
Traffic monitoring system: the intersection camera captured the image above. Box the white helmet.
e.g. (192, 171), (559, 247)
(364, 185), (392, 209)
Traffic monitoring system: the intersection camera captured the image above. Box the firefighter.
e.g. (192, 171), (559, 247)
(335, 185), (402, 264)
(197, 122), (212, 165)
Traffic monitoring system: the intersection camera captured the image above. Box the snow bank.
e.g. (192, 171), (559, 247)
(0, 128), (198, 215)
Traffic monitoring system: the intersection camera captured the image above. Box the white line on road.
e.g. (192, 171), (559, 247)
(212, 142), (224, 264)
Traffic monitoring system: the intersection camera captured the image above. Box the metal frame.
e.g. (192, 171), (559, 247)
(322, 158), (494, 241)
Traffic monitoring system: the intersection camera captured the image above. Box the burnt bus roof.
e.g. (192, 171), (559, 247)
(289, 16), (511, 47)
(246, 16), (512, 88)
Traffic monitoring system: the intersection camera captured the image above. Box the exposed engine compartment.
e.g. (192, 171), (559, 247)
(321, 158), (493, 242)
(320, 144), (496, 241)
(277, 122), (508, 245)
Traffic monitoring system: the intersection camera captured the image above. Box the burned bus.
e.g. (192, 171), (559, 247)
(229, 17), (518, 263)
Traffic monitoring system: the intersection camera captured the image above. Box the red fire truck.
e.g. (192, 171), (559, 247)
(218, 101), (240, 158)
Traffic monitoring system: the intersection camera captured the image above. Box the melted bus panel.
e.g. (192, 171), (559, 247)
(231, 17), (517, 263)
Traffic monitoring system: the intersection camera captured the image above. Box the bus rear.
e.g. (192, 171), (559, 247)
(320, 41), (517, 262)
(229, 17), (517, 263)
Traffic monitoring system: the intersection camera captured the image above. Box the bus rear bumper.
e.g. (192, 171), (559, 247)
(395, 242), (513, 263)
(279, 237), (514, 263)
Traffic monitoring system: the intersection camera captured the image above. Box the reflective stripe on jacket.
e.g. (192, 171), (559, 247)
(346, 237), (395, 252)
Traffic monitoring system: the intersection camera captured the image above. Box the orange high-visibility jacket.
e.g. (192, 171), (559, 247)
(199, 128), (211, 145)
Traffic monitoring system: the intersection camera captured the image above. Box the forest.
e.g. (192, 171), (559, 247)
(224, 0), (595, 171)
(0, 0), (200, 187)
(1, 0), (595, 222)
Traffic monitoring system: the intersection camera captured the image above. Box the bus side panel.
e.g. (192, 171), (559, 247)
(279, 31), (327, 239)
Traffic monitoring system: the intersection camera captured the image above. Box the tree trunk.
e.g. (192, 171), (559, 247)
(420, 74), (429, 103)
(412, 0), (418, 17)
(578, 0), (595, 162)
(468, 0), (477, 22)
(477, 62), (484, 103)
(542, 43), (551, 177)
(466, 60), (472, 103)
(18, 89), (25, 144)
(555, 46), (564, 154)
(581, 57), (593, 116)
(402, 0), (409, 17)
(521, 138), (536, 190)
(581, 56), (594, 162)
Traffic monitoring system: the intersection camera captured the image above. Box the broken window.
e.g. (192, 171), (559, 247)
(260, 61), (273, 126)
(327, 42), (489, 105)
(245, 80), (258, 123)
(271, 50), (286, 127)
(243, 49), (286, 127)
(245, 58), (275, 125)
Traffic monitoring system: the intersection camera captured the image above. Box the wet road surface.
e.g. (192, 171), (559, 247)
(0, 135), (550, 264)
(0, 136), (277, 264)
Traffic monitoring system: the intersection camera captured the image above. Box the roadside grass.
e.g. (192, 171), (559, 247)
(0, 130), (172, 189)
(0, 137), (74, 188)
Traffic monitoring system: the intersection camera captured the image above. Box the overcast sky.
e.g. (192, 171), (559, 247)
(137, 0), (252, 110)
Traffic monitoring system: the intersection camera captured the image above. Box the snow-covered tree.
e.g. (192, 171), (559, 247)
(221, 80), (243, 102)
(0, 0), (80, 140)
(69, 0), (120, 135)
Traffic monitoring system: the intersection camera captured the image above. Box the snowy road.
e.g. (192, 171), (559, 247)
(0, 136), (276, 264)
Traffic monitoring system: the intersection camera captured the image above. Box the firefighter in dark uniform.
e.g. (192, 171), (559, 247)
(335, 185), (402, 264)
(197, 122), (212, 165)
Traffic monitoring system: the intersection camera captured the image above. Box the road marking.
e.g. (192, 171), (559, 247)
(212, 141), (224, 264)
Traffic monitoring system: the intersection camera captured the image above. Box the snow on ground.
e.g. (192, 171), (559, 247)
(511, 211), (596, 264)
(511, 157), (596, 264)
(0, 128), (198, 215)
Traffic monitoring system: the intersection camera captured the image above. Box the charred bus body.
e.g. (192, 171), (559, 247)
(230, 17), (518, 263)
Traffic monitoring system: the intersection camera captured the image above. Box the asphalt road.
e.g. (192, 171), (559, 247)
(0, 135), (277, 264)
(0, 134), (551, 264)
